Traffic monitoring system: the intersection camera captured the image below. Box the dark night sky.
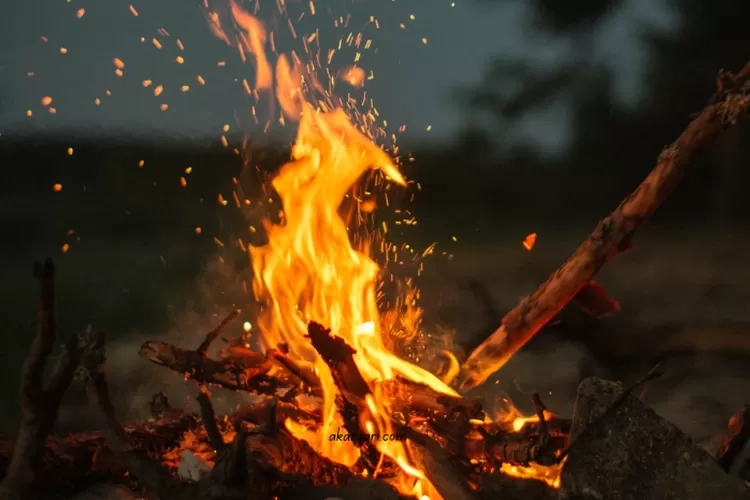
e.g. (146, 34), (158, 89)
(0, 0), (672, 149)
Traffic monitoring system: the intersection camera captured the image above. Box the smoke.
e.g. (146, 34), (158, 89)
(54, 233), (750, 460)
(57, 255), (259, 431)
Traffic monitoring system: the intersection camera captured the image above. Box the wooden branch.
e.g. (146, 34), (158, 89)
(305, 322), (390, 475)
(306, 321), (370, 400)
(81, 332), (176, 498)
(196, 385), (227, 452)
(0, 260), (87, 500)
(458, 61), (750, 390)
(197, 309), (241, 354)
(139, 340), (281, 395)
(269, 347), (321, 388)
(715, 405), (750, 472)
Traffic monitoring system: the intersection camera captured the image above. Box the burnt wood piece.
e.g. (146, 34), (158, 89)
(715, 405), (750, 472)
(139, 340), (281, 396)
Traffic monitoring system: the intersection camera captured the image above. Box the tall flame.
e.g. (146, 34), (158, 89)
(207, 2), (456, 496)
(249, 89), (460, 498)
(209, 1), (561, 495)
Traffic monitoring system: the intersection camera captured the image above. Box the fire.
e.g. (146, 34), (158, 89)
(208, 1), (561, 496)
(501, 462), (562, 489)
(248, 97), (458, 495)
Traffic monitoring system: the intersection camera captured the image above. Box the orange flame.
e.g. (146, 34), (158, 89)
(208, 1), (561, 495)
(248, 99), (459, 496)
(229, 0), (272, 90)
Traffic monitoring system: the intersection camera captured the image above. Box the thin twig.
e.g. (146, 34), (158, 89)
(531, 392), (549, 453)
(398, 426), (480, 500)
(196, 384), (227, 452)
(197, 309), (241, 354)
(458, 61), (750, 390)
(81, 332), (173, 498)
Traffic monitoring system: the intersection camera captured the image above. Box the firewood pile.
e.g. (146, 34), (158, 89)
(1, 63), (750, 500)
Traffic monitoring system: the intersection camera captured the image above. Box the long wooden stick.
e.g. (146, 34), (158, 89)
(458, 61), (750, 390)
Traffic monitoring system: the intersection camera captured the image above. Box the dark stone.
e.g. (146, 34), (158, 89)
(476, 473), (558, 500)
(277, 476), (404, 500)
(561, 377), (750, 500)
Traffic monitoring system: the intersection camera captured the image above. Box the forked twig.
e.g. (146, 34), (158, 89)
(197, 309), (241, 354)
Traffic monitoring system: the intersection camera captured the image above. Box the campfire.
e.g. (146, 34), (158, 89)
(1, 2), (750, 499)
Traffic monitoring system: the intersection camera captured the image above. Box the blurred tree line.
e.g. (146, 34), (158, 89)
(410, 0), (750, 233)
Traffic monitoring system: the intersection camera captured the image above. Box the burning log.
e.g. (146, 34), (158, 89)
(458, 60), (750, 390)
(306, 321), (481, 495)
(139, 312), (329, 401)
(305, 321), (566, 494)
(306, 321), (398, 475)
(401, 427), (480, 500)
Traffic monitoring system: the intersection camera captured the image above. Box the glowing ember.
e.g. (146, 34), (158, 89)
(338, 65), (366, 88)
(523, 232), (537, 251)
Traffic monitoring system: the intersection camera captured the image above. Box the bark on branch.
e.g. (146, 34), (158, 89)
(458, 61), (750, 390)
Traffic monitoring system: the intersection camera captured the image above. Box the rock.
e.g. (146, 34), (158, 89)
(279, 477), (405, 500)
(561, 377), (750, 500)
(476, 474), (558, 500)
